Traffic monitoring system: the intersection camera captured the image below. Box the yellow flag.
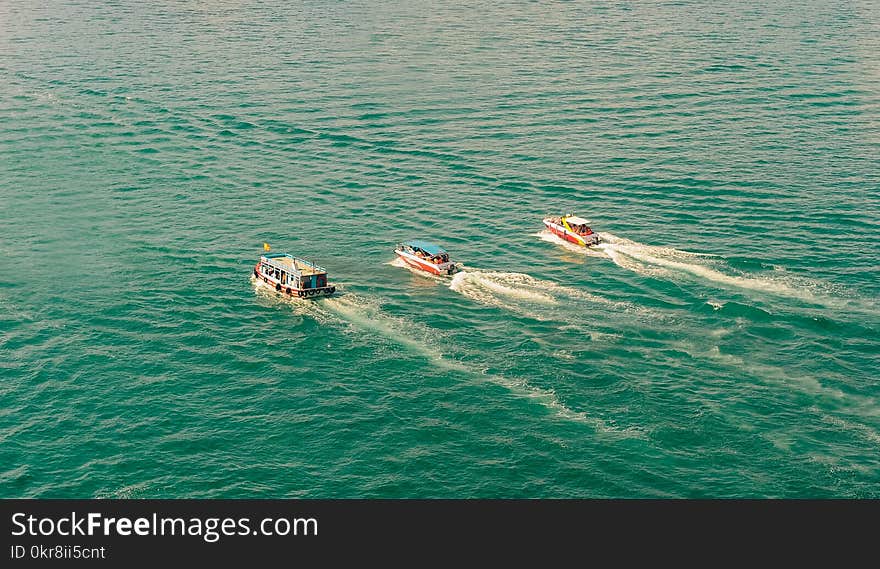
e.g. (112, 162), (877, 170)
(263, 242), (271, 252)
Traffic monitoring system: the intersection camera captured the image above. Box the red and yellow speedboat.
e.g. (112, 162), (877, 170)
(543, 214), (601, 247)
(394, 240), (459, 276)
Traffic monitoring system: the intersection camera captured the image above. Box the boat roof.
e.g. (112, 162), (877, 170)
(564, 215), (591, 226)
(261, 253), (326, 275)
(403, 240), (446, 255)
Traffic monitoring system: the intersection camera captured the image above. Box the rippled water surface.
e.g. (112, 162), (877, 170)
(2, 1), (879, 497)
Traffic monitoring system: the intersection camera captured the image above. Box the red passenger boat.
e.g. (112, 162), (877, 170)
(542, 214), (601, 247)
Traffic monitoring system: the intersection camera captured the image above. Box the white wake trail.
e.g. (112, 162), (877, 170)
(320, 294), (632, 432)
(450, 270), (558, 306)
(598, 234), (822, 302)
(322, 294), (451, 363)
(539, 229), (849, 307)
(449, 264), (645, 319)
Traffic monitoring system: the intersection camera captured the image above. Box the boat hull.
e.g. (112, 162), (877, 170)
(395, 250), (457, 276)
(253, 264), (336, 298)
(543, 219), (600, 247)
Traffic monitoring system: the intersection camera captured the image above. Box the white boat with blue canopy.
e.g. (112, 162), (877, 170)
(254, 252), (336, 298)
(394, 239), (459, 276)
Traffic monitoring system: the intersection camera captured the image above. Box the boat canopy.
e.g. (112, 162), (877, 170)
(564, 215), (591, 226)
(403, 240), (446, 255)
(261, 253), (326, 276)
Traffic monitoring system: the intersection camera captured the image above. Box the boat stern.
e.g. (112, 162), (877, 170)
(442, 262), (460, 275)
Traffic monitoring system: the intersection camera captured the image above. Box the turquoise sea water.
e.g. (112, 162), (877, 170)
(1, 1), (879, 497)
